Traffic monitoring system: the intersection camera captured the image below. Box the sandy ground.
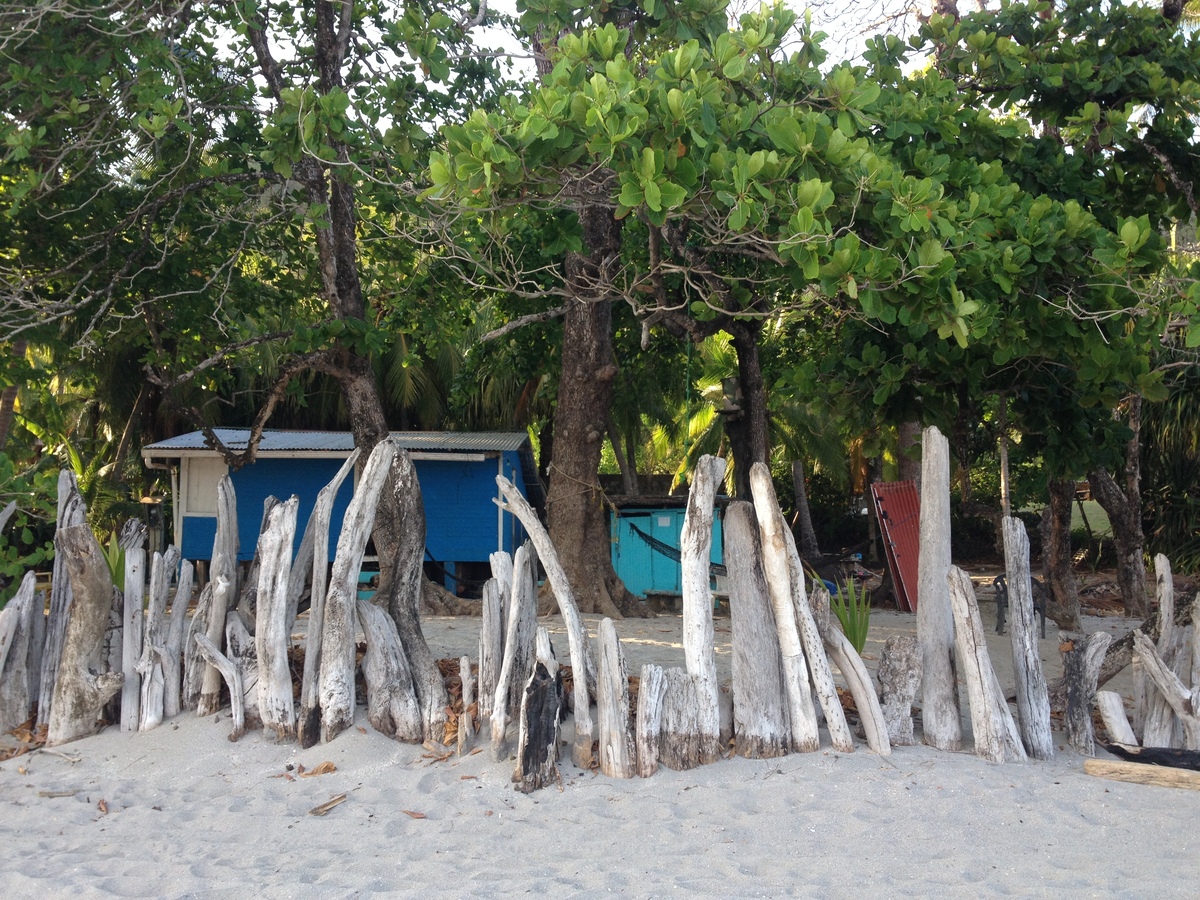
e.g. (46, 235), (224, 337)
(2, 591), (1198, 899)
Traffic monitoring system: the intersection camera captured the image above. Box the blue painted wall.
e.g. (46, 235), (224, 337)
(610, 507), (723, 597)
(180, 451), (530, 565)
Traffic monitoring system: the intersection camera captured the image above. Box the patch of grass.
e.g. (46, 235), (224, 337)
(831, 578), (871, 654)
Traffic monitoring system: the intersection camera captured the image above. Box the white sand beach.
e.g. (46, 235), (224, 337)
(3, 604), (1199, 899)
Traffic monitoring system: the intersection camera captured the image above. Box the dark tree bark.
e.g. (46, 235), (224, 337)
(1040, 478), (1082, 630)
(547, 206), (643, 618)
(1089, 396), (1149, 618)
(791, 459), (821, 560)
(897, 421), (922, 487)
(724, 320), (769, 500)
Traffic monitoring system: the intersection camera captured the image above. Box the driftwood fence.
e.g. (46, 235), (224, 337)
(1, 431), (1189, 793)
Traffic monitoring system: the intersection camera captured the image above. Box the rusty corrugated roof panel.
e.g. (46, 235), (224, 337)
(870, 481), (920, 613)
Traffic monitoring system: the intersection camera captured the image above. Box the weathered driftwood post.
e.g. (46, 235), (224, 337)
(878, 636), (923, 746)
(478, 576), (504, 727)
(1062, 630), (1113, 756)
(749, 463), (819, 753)
(490, 542), (537, 760)
(357, 600), (422, 742)
(192, 633), (245, 741)
(320, 440), (398, 743)
(256, 497), (299, 742)
(136, 546), (180, 731)
(816, 584), (891, 756)
(596, 617), (634, 778)
(636, 663), (667, 777)
(777, 525), (855, 753)
(666, 453), (725, 767)
(47, 524), (124, 746)
(1141, 555), (1181, 748)
(1001, 517), (1054, 760)
(161, 559), (194, 719)
(38, 470), (87, 728)
(120, 519), (147, 732)
(383, 448), (449, 743)
(725, 501), (789, 759)
(1096, 690), (1138, 746)
(226, 611), (260, 730)
(1132, 629), (1200, 750)
(947, 566), (1026, 764)
(0, 572), (39, 731)
(198, 477), (238, 717)
(182, 583), (212, 712)
(296, 452), (358, 749)
(458, 655), (475, 754)
(236, 496), (279, 632)
(514, 627), (562, 793)
(917, 425), (962, 751)
(495, 475), (594, 769)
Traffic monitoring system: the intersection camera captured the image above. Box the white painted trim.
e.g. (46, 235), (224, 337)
(497, 455), (505, 552)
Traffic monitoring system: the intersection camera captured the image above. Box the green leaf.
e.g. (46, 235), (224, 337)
(722, 55), (747, 80)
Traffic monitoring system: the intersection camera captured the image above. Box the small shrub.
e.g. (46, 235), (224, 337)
(831, 578), (871, 654)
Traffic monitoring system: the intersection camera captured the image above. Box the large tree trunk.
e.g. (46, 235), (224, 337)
(790, 459), (821, 560)
(547, 206), (640, 618)
(1040, 478), (1082, 630)
(1089, 396), (1148, 617)
(897, 421), (922, 487)
(724, 321), (769, 501)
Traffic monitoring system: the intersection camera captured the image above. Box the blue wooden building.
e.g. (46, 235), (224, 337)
(141, 429), (545, 593)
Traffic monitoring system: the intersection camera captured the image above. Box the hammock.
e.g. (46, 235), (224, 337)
(626, 520), (727, 578)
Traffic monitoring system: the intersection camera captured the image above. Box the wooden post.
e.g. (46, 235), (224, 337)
(1133, 629), (1200, 750)
(878, 635), (923, 746)
(676, 454), (724, 765)
(918, 425), (962, 751)
(119, 519), (147, 733)
(724, 501), (789, 759)
(478, 577), (504, 727)
(296, 452), (358, 749)
(1096, 690), (1138, 746)
(47, 524), (124, 746)
(636, 663), (667, 777)
(1062, 630), (1113, 756)
(0, 573), (39, 731)
(1141, 555), (1180, 747)
(514, 627), (562, 793)
(357, 600), (422, 742)
(825, 627), (891, 756)
(749, 463), (819, 753)
(383, 448), (449, 743)
(161, 559), (194, 720)
(226, 611), (260, 730)
(495, 475), (595, 769)
(596, 618), (634, 778)
(198, 477), (238, 717)
(1002, 517), (1054, 760)
(458, 655), (475, 755)
(193, 633), (244, 741)
(181, 582), (212, 713)
(37, 470), (87, 728)
(136, 546), (179, 731)
(256, 497), (299, 742)
(319, 440), (397, 743)
(778, 512), (854, 753)
(490, 543), (536, 761)
(490, 550), (514, 635)
(236, 496), (279, 633)
(947, 566), (1026, 763)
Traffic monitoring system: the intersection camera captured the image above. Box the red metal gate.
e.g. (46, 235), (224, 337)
(870, 481), (921, 612)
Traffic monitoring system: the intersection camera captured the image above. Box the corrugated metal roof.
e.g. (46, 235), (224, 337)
(870, 480), (921, 613)
(144, 429), (531, 455)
